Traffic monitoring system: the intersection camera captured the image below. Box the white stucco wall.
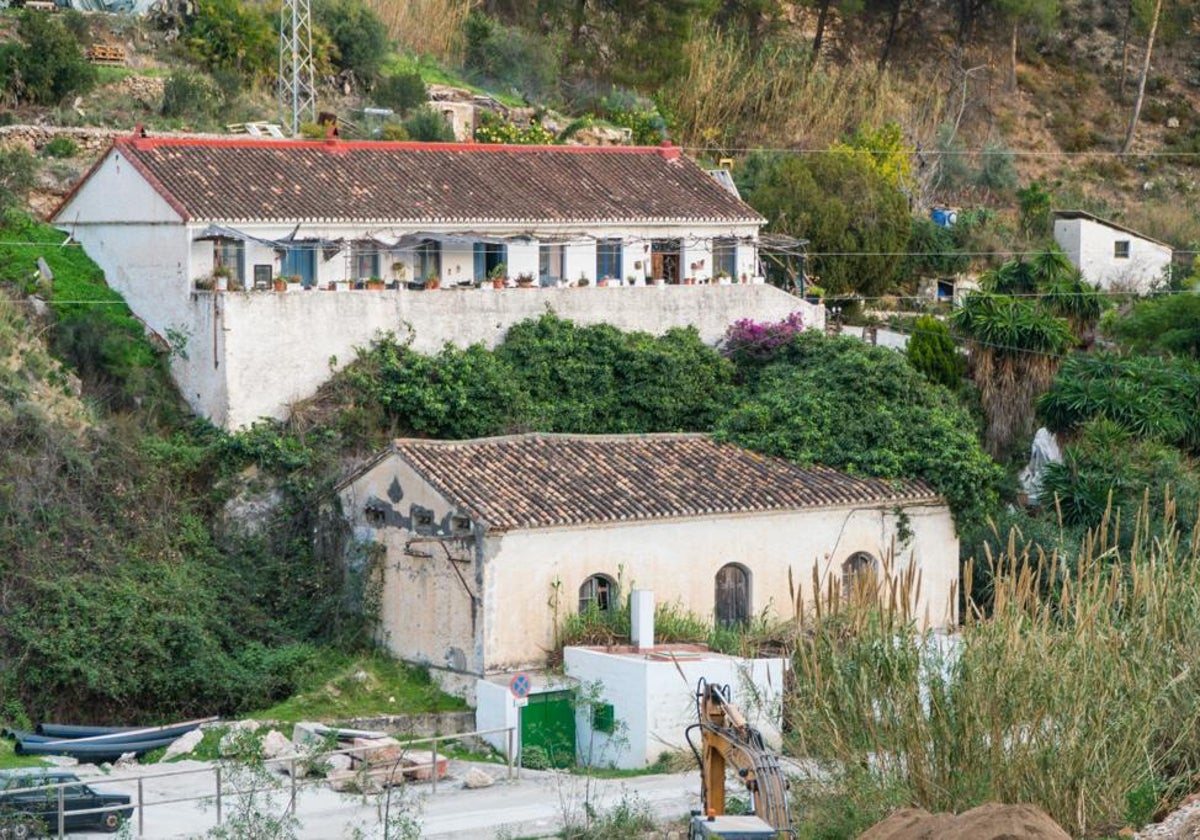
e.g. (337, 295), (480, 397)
(564, 648), (786, 769)
(480, 502), (957, 672)
(1054, 217), (1172, 292)
(212, 284), (819, 428)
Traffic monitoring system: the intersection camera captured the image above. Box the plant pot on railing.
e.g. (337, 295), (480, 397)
(273, 277), (287, 292)
(366, 278), (386, 291)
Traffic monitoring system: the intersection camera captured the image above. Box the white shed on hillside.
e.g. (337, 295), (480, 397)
(1053, 210), (1172, 293)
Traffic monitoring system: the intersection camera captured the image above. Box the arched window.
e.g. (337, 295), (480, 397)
(842, 552), (878, 597)
(714, 564), (750, 627)
(579, 574), (617, 613)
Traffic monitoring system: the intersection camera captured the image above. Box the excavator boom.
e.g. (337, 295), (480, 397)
(687, 678), (792, 839)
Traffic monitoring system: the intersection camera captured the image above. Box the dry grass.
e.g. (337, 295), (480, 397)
(369, 0), (469, 64)
(664, 23), (948, 172)
(787, 496), (1200, 837)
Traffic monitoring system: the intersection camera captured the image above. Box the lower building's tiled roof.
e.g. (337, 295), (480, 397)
(383, 433), (940, 531)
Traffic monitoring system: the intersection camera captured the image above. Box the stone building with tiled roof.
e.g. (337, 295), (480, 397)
(52, 131), (817, 429)
(337, 433), (959, 695)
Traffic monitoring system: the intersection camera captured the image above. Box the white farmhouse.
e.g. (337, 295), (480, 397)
(1053, 209), (1172, 293)
(337, 433), (960, 699)
(52, 131), (815, 429)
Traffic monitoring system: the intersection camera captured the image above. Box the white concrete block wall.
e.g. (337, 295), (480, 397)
(563, 648), (787, 768)
(565, 242), (597, 286)
(684, 239), (714, 283)
(506, 242), (539, 283)
(210, 285), (816, 427)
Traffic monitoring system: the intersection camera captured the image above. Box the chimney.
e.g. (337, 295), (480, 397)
(630, 590), (655, 651)
(658, 141), (679, 160)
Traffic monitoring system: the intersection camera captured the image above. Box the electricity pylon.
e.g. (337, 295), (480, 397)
(279, 0), (316, 137)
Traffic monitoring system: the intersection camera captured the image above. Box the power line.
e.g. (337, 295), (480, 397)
(684, 146), (1200, 158)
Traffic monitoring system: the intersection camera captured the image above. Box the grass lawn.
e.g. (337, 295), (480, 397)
(0, 739), (48, 771)
(253, 648), (467, 725)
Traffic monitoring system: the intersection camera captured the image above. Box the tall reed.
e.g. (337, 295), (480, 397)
(369, 0), (469, 64)
(788, 495), (1200, 837)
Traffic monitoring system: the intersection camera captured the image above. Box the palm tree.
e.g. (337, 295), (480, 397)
(950, 291), (1075, 457)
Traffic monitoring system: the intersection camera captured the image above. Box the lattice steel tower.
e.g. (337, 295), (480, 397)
(279, 0), (316, 136)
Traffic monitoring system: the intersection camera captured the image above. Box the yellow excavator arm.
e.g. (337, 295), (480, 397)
(686, 678), (793, 837)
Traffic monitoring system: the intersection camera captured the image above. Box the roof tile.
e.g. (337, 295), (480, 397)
(109, 136), (763, 225)
(387, 433), (940, 531)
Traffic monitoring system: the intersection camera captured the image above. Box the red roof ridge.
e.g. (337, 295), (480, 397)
(117, 129), (680, 157)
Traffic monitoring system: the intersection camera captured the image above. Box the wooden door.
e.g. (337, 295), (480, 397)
(715, 564), (749, 627)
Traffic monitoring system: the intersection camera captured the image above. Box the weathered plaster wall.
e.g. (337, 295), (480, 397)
(481, 502), (957, 672)
(339, 456), (481, 676)
(216, 284), (821, 428)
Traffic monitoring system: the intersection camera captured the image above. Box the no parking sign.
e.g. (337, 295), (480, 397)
(509, 672), (531, 706)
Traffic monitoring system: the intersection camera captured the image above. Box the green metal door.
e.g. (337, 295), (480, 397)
(521, 690), (576, 768)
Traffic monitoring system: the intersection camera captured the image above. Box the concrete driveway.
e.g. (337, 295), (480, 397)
(65, 759), (700, 839)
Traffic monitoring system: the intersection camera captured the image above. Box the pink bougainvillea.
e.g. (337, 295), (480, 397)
(721, 311), (809, 363)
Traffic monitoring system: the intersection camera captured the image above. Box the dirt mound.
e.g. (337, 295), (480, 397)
(858, 803), (1071, 840)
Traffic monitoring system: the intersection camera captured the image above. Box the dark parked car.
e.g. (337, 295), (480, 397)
(0, 769), (131, 836)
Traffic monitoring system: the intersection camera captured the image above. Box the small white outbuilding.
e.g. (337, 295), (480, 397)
(1053, 209), (1172, 293)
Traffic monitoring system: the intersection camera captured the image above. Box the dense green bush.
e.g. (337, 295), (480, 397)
(497, 314), (735, 434)
(314, 0), (390, 84)
(717, 332), (1001, 526)
(902, 217), (969, 279)
(1037, 352), (1200, 452)
(463, 10), (561, 101)
(905, 315), (966, 390)
(1108, 293), (1200, 358)
(10, 10), (97, 106)
(372, 71), (427, 116)
(41, 136), (79, 159)
(1039, 418), (1200, 531)
(403, 106), (456, 142)
(161, 71), (225, 120)
(183, 0), (275, 83)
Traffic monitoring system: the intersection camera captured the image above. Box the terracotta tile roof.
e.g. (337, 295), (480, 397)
(102, 135), (764, 225)
(381, 433), (940, 531)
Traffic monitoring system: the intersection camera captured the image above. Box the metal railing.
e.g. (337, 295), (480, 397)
(1, 724), (516, 839)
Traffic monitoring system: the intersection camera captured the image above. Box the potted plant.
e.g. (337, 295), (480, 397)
(273, 276), (288, 292)
(577, 273), (590, 287)
(804, 284), (825, 304)
(391, 261), (407, 284)
(194, 276), (214, 291)
(366, 276), (386, 291)
(488, 262), (508, 289)
(212, 264), (231, 291)
(515, 272), (536, 288)
(424, 273), (441, 290)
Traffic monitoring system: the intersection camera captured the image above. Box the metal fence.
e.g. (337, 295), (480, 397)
(1, 725), (516, 839)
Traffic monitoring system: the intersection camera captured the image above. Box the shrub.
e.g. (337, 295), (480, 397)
(902, 216), (969, 278)
(717, 332), (1001, 526)
(403, 106), (455, 142)
(183, 0), (275, 82)
(314, 0), (390, 84)
(11, 10), (97, 106)
(463, 10), (560, 101)
(161, 71), (224, 119)
(41, 136), (79, 159)
(0, 148), (37, 213)
(905, 315), (965, 390)
(473, 109), (557, 144)
(721, 312), (809, 367)
(373, 71), (427, 115)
